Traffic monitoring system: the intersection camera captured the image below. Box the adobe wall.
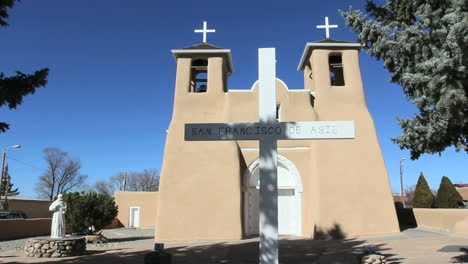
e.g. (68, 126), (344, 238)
(157, 48), (399, 242)
(114, 191), (158, 228)
(8, 199), (51, 218)
(306, 49), (399, 237)
(456, 187), (468, 200)
(157, 57), (243, 242)
(413, 209), (468, 235)
(0, 218), (51, 241)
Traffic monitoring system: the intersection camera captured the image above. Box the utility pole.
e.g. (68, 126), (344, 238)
(123, 172), (127, 191)
(0, 149), (6, 209)
(400, 158), (406, 208)
(0, 145), (21, 211)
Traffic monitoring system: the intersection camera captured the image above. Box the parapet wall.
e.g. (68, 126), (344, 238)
(0, 218), (51, 241)
(413, 209), (468, 235)
(8, 198), (51, 218)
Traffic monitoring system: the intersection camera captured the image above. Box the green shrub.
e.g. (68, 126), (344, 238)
(434, 176), (463, 208)
(63, 192), (118, 235)
(412, 173), (434, 208)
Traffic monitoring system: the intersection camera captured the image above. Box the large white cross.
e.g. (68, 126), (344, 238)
(316, 16), (338, 39)
(185, 48), (355, 264)
(194, 21), (216, 43)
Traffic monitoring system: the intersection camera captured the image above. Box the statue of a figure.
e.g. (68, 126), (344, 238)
(49, 194), (67, 238)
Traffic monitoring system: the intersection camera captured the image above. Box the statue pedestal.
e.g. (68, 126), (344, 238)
(24, 237), (86, 258)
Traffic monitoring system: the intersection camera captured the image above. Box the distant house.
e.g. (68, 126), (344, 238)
(455, 184), (468, 208)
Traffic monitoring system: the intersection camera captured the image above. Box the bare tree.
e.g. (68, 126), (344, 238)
(404, 184), (416, 207)
(110, 172), (128, 191)
(35, 148), (87, 200)
(93, 180), (115, 196)
(94, 169), (159, 195)
(125, 169), (159, 192)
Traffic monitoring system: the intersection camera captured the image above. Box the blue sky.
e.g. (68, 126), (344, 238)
(0, 0), (466, 199)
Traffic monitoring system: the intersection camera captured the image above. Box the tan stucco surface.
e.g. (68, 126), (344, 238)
(8, 198), (51, 218)
(456, 187), (468, 200)
(454, 216), (468, 235)
(155, 44), (400, 242)
(114, 191), (158, 228)
(0, 218), (51, 240)
(413, 208), (468, 235)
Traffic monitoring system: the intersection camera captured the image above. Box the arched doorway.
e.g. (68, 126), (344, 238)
(243, 155), (303, 236)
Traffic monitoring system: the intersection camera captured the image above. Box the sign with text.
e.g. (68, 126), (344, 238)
(185, 121), (355, 141)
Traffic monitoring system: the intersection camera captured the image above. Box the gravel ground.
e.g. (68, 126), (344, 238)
(0, 227), (155, 252)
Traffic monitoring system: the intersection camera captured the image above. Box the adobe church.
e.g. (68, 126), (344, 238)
(154, 20), (400, 242)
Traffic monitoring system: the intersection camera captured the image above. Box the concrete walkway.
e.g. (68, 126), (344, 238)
(0, 228), (467, 263)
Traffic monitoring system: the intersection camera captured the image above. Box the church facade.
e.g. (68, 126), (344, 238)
(155, 39), (400, 242)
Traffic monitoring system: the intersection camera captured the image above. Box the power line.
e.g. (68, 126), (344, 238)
(6, 155), (48, 173)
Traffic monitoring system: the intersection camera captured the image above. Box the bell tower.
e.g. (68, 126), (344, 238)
(293, 18), (400, 237)
(156, 23), (243, 242)
(298, 39), (364, 109)
(170, 43), (234, 121)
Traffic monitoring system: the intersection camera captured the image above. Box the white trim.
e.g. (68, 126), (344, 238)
(288, 89), (317, 95)
(229, 89), (252, 92)
(249, 80), (258, 91)
(129, 206), (141, 228)
(243, 154), (303, 236)
(248, 78), (291, 92)
(171, 49), (234, 74)
(241, 147), (310, 151)
(288, 89), (309, 92)
(171, 49), (231, 54)
(297, 42), (363, 71)
(226, 88), (315, 94)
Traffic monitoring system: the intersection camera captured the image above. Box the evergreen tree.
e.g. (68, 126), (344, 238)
(63, 192), (118, 235)
(0, 165), (20, 197)
(0, 0), (49, 133)
(340, 0), (468, 159)
(434, 176), (463, 208)
(412, 172), (434, 208)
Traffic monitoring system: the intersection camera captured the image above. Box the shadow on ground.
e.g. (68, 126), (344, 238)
(165, 224), (402, 264)
(1, 225), (405, 264)
(1, 238), (403, 264)
(165, 230), (404, 264)
(107, 236), (154, 243)
(452, 247), (468, 263)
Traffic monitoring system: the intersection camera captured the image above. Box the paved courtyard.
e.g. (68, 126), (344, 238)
(0, 227), (467, 263)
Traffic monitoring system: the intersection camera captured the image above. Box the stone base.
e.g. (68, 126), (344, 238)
(24, 237), (86, 258)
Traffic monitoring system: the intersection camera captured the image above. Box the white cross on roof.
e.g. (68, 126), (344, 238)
(316, 16), (338, 39)
(194, 21), (216, 43)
